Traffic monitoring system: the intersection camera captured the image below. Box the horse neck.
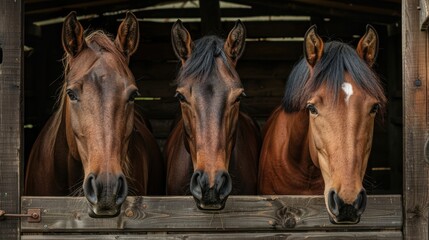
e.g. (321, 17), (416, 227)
(283, 109), (314, 169)
(229, 112), (260, 194)
(278, 110), (321, 182)
(126, 110), (151, 195)
(61, 103), (80, 161)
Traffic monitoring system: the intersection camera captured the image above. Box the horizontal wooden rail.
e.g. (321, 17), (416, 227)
(21, 195), (402, 233)
(22, 231), (403, 240)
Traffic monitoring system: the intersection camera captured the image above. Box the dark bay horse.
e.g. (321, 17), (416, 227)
(258, 25), (386, 224)
(25, 12), (165, 217)
(164, 20), (261, 210)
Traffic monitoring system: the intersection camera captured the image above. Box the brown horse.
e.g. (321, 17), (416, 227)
(258, 25), (386, 224)
(164, 20), (261, 210)
(25, 12), (165, 217)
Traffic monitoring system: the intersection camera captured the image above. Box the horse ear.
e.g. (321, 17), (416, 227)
(115, 12), (139, 58)
(62, 11), (86, 57)
(304, 25), (324, 67)
(356, 25), (378, 67)
(224, 20), (246, 64)
(171, 19), (193, 64)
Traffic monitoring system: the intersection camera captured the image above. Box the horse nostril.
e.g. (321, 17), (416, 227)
(216, 171), (232, 200)
(190, 171), (203, 200)
(115, 174), (128, 205)
(83, 173), (98, 205)
(354, 189), (367, 215)
(328, 189), (342, 216)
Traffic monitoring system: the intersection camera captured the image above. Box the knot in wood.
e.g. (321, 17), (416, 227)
(275, 206), (300, 229)
(125, 208), (134, 217)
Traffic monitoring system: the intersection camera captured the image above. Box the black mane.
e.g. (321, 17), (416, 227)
(282, 41), (386, 112)
(175, 35), (237, 86)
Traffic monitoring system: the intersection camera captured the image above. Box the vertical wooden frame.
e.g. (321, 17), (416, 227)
(0, 0), (23, 239)
(403, 0), (429, 239)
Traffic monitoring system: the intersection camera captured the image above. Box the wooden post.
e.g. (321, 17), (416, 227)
(403, 0), (429, 239)
(0, 0), (23, 239)
(199, 0), (221, 36)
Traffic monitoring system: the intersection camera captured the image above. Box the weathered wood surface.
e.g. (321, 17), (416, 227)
(0, 0), (22, 239)
(403, 0), (429, 239)
(420, 0), (429, 30)
(21, 195), (402, 233)
(21, 231), (403, 240)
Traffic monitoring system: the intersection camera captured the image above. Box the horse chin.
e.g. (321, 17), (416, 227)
(87, 204), (121, 218)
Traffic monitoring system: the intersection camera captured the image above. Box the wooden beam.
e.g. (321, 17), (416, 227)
(24, 0), (400, 24)
(131, 8), (303, 19)
(223, 0), (400, 23)
(403, 0), (429, 239)
(0, 0), (23, 239)
(137, 21), (311, 40)
(22, 232), (403, 239)
(199, 0), (221, 35)
(24, 0), (173, 21)
(21, 195), (402, 232)
(292, 0), (400, 17)
(419, 0), (429, 30)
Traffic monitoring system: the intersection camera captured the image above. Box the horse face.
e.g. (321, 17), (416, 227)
(171, 20), (246, 210)
(306, 80), (380, 223)
(303, 25), (381, 223)
(177, 68), (243, 210)
(61, 12), (139, 217)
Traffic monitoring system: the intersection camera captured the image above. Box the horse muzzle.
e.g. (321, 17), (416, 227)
(190, 170), (232, 210)
(83, 172), (128, 218)
(327, 188), (367, 224)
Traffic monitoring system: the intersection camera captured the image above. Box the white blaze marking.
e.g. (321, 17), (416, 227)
(341, 82), (353, 104)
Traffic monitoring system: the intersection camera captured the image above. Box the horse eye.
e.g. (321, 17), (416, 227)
(306, 104), (318, 115)
(66, 89), (78, 101)
(174, 92), (186, 102)
(128, 91), (140, 102)
(235, 92), (247, 103)
(370, 103), (380, 114)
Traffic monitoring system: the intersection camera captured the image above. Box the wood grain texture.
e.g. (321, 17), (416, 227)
(420, 0), (429, 30)
(0, 0), (22, 239)
(403, 0), (429, 239)
(21, 195), (402, 233)
(21, 231), (403, 240)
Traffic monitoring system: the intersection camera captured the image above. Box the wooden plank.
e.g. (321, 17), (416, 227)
(403, 0), (429, 239)
(0, 0), (23, 239)
(21, 195), (402, 232)
(420, 0), (429, 30)
(133, 8), (304, 20)
(225, 0), (400, 23)
(21, 231), (403, 240)
(24, 0), (170, 17)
